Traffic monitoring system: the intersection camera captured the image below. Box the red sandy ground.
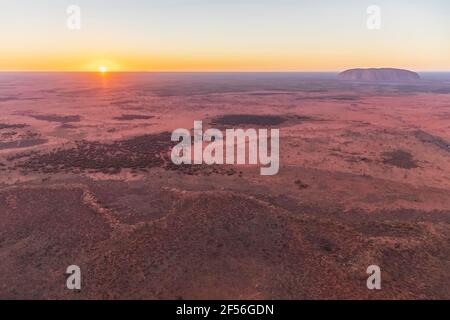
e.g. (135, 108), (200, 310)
(0, 73), (449, 299)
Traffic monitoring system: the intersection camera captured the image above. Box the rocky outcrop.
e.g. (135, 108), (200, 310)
(339, 68), (420, 82)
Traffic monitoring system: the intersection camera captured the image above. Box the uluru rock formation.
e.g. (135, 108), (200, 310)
(339, 68), (420, 82)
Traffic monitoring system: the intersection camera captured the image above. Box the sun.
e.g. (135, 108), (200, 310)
(99, 66), (108, 73)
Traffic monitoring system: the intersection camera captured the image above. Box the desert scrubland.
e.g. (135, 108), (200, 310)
(0, 72), (449, 299)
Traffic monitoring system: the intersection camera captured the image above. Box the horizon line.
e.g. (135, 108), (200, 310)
(1, 70), (450, 73)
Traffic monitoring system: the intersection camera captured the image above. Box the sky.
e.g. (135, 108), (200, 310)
(0, 0), (449, 72)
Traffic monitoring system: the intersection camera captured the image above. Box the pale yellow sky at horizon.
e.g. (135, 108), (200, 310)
(1, 0), (449, 72)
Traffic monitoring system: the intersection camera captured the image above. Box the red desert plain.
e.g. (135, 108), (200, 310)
(0, 72), (449, 299)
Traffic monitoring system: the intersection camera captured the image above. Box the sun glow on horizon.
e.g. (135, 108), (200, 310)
(99, 66), (108, 73)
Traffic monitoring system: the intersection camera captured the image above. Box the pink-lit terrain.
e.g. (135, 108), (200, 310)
(0, 72), (449, 299)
